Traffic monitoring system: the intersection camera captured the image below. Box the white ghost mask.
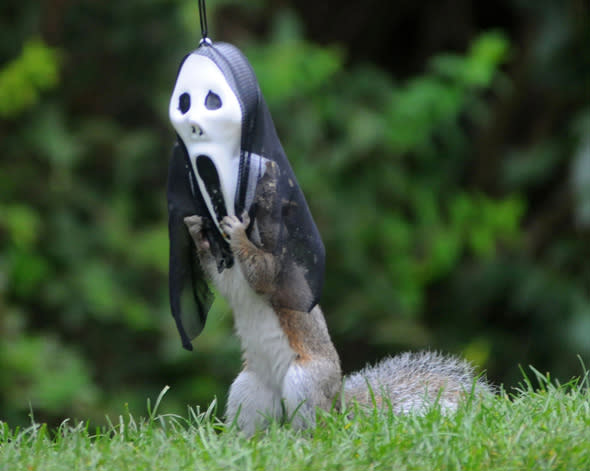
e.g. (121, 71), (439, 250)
(169, 54), (243, 234)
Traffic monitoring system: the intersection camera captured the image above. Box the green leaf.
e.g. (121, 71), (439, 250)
(0, 204), (42, 249)
(0, 39), (60, 117)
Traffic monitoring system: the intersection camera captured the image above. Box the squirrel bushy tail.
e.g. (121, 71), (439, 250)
(343, 350), (493, 414)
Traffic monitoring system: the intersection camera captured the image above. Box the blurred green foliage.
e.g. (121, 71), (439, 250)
(1, 0), (589, 427)
(0, 39), (59, 117)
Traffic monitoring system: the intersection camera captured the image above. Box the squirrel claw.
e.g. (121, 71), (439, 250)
(184, 215), (203, 237)
(221, 213), (249, 240)
(184, 215), (209, 250)
(240, 210), (251, 228)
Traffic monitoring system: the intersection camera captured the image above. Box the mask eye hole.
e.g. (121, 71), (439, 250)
(205, 91), (222, 110)
(179, 93), (191, 114)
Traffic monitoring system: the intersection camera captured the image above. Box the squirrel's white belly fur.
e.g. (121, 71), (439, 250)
(213, 264), (300, 434)
(214, 264), (295, 387)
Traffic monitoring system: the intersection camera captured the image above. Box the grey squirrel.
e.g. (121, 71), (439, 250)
(183, 162), (492, 436)
(168, 42), (492, 436)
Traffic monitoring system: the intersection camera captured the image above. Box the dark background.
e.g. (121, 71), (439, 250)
(1, 0), (589, 426)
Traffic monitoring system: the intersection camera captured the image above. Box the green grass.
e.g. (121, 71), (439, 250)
(1, 370), (589, 471)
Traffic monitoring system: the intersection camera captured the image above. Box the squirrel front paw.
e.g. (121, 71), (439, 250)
(221, 212), (251, 237)
(221, 212), (250, 247)
(184, 215), (210, 251)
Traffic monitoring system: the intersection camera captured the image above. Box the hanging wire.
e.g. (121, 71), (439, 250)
(198, 0), (212, 45)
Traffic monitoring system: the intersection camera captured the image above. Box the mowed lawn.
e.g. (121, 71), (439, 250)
(1, 372), (589, 471)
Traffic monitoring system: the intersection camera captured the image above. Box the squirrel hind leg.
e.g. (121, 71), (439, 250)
(342, 351), (493, 415)
(281, 359), (342, 431)
(226, 370), (283, 437)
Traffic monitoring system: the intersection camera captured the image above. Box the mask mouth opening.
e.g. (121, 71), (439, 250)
(196, 154), (228, 230)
